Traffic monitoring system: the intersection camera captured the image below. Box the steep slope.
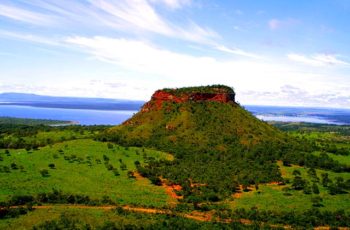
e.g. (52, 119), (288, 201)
(110, 85), (284, 149)
(106, 85), (288, 201)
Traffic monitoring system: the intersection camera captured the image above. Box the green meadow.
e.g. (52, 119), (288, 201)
(229, 161), (350, 213)
(0, 139), (171, 207)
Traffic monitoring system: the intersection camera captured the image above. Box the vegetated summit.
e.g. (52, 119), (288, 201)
(105, 85), (300, 202)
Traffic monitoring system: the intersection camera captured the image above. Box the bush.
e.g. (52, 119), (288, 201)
(40, 169), (50, 177)
(113, 168), (120, 176)
(10, 163), (18, 170)
(107, 143), (114, 149)
(48, 163), (56, 169)
(106, 164), (114, 171)
(127, 171), (136, 179)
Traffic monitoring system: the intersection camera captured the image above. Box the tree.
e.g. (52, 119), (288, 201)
(40, 169), (50, 177)
(307, 168), (319, 182)
(134, 160), (141, 167)
(11, 163), (19, 170)
(127, 171), (136, 179)
(321, 173), (331, 187)
(292, 169), (301, 176)
(292, 176), (305, 190)
(106, 164), (114, 171)
(311, 196), (323, 207)
(103, 155), (109, 162)
(48, 163), (56, 169)
(107, 143), (114, 149)
(303, 182), (312, 194)
(113, 168), (120, 176)
(312, 183), (320, 194)
(120, 162), (127, 171)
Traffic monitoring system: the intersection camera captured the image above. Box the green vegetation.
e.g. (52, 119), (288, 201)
(0, 139), (171, 207)
(0, 124), (107, 149)
(104, 92), (349, 203)
(229, 161), (350, 212)
(105, 100), (288, 202)
(162, 84), (235, 95)
(0, 206), (259, 230)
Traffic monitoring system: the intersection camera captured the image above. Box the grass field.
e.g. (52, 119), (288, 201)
(0, 206), (156, 230)
(0, 139), (172, 207)
(228, 161), (350, 213)
(312, 151), (350, 166)
(2, 129), (95, 149)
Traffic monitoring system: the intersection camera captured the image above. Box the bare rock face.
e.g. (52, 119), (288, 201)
(141, 87), (236, 112)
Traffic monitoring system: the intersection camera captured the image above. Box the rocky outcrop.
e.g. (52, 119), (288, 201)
(141, 88), (236, 112)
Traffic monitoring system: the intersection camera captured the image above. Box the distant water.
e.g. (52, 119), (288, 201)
(1, 104), (350, 126)
(255, 115), (341, 124)
(245, 105), (350, 125)
(0, 105), (137, 125)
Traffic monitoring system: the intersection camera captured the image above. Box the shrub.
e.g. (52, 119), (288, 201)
(40, 169), (50, 177)
(127, 171), (136, 179)
(120, 163), (127, 171)
(113, 168), (120, 176)
(106, 164), (114, 170)
(107, 143), (114, 149)
(10, 163), (19, 170)
(103, 155), (109, 162)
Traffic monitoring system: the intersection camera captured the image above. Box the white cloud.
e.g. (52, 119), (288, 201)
(89, 0), (218, 44)
(149, 0), (192, 9)
(215, 45), (262, 59)
(241, 84), (350, 108)
(268, 18), (299, 30)
(0, 30), (61, 46)
(3, 0), (215, 45)
(0, 3), (53, 25)
(288, 53), (350, 67)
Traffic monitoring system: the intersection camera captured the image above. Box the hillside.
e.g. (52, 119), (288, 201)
(110, 85), (285, 148)
(106, 85), (290, 201)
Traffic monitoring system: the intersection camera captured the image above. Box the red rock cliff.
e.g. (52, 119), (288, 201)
(141, 89), (236, 112)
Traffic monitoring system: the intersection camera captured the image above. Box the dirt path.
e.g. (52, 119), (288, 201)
(133, 172), (182, 206)
(4, 204), (348, 229)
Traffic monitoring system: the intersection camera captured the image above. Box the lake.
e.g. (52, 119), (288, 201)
(1, 104), (350, 125)
(245, 105), (350, 125)
(0, 105), (137, 125)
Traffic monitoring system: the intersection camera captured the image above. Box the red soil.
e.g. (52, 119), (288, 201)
(141, 90), (236, 112)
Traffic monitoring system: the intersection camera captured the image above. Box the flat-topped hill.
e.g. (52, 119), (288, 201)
(142, 85), (236, 112)
(106, 85), (292, 201)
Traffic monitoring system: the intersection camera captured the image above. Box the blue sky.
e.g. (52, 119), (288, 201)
(0, 0), (350, 107)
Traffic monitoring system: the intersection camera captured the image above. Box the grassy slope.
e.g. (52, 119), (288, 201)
(229, 161), (350, 213)
(0, 207), (154, 230)
(110, 101), (285, 149)
(2, 129), (92, 147)
(312, 151), (350, 166)
(0, 139), (171, 207)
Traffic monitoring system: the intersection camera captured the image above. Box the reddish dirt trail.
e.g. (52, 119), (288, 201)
(4, 205), (348, 229)
(33, 205), (115, 210)
(123, 205), (168, 214)
(133, 172), (183, 205)
(183, 211), (212, 222)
